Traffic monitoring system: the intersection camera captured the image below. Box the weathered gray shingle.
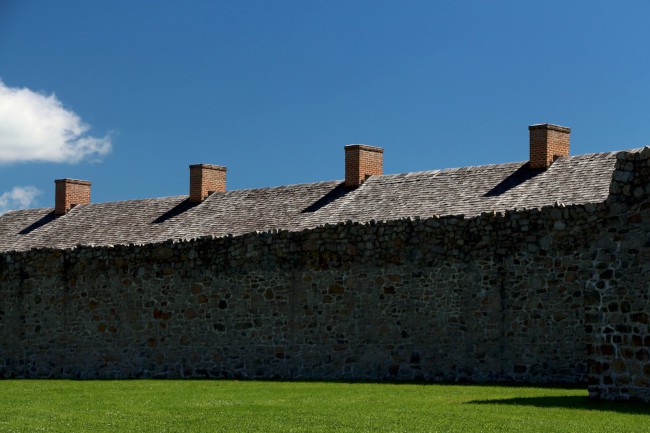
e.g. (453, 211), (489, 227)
(0, 151), (619, 251)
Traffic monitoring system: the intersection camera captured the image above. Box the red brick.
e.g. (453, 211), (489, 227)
(345, 144), (383, 187)
(55, 179), (91, 215)
(529, 124), (570, 169)
(189, 164), (226, 203)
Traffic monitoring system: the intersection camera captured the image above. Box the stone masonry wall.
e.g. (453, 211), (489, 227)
(586, 147), (650, 401)
(1, 204), (608, 384)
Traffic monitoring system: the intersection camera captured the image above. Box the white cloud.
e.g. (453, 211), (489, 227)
(0, 186), (41, 214)
(0, 80), (111, 164)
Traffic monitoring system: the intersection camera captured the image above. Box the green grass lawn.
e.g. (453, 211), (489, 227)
(0, 380), (648, 432)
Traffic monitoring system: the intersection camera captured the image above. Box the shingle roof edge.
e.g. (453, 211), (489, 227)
(0, 198), (611, 255)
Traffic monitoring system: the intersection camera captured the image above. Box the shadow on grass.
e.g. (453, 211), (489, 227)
(467, 396), (650, 415)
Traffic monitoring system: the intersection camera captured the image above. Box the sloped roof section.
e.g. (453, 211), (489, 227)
(0, 151), (619, 251)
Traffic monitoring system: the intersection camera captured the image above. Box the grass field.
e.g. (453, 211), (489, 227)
(0, 380), (649, 432)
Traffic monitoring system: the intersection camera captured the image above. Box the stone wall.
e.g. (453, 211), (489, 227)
(0, 148), (649, 401)
(585, 147), (650, 401)
(0, 206), (607, 384)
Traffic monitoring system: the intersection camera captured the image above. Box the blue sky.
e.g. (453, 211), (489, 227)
(1, 0), (650, 212)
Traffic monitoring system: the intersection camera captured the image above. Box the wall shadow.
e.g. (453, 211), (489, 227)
(152, 199), (195, 224)
(302, 183), (353, 213)
(484, 163), (544, 197)
(18, 212), (57, 235)
(467, 396), (650, 415)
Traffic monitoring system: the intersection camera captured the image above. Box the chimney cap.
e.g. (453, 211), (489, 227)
(344, 144), (384, 154)
(189, 164), (227, 171)
(528, 123), (571, 133)
(55, 178), (92, 186)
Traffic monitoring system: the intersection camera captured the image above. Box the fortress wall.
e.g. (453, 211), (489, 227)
(0, 148), (648, 401)
(586, 149), (650, 401)
(0, 203), (607, 384)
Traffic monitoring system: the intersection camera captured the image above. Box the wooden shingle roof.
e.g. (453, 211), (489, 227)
(0, 150), (620, 252)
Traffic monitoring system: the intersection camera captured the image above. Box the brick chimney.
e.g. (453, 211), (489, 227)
(55, 179), (91, 215)
(345, 144), (383, 187)
(189, 164), (226, 203)
(529, 123), (571, 169)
